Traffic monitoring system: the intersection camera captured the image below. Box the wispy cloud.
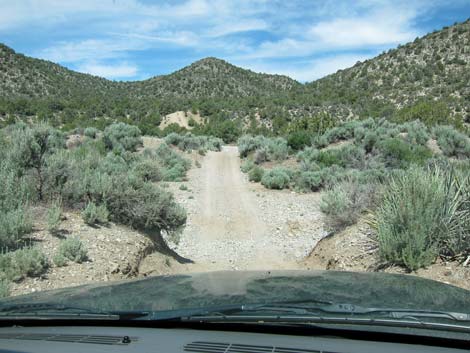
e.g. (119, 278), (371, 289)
(76, 61), (138, 79)
(1, 0), (467, 80)
(238, 53), (372, 82)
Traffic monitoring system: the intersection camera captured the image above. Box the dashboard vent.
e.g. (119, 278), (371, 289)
(184, 341), (325, 353)
(0, 333), (136, 345)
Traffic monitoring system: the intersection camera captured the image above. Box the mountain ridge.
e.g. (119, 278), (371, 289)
(0, 19), (469, 129)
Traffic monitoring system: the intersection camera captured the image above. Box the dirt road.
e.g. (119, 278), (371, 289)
(146, 146), (327, 272)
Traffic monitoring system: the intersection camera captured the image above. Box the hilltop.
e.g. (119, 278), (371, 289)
(0, 20), (469, 130)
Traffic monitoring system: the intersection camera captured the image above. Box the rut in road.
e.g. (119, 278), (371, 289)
(171, 146), (297, 270)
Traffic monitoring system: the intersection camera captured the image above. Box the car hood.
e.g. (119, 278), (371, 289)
(1, 270), (469, 313)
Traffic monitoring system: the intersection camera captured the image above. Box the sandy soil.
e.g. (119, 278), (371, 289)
(159, 111), (202, 130)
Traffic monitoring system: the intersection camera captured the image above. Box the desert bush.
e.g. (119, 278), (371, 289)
(44, 150), (72, 199)
(294, 171), (323, 192)
(46, 199), (62, 234)
(104, 182), (186, 233)
(261, 167), (291, 189)
(0, 247), (49, 281)
(248, 166), (264, 182)
(81, 202), (109, 225)
(103, 123), (142, 152)
(253, 148), (268, 164)
(287, 131), (312, 150)
(52, 253), (67, 267)
(84, 127), (99, 139)
(320, 180), (379, 231)
(240, 159), (255, 173)
(7, 123), (66, 200)
(131, 158), (162, 182)
(404, 120), (429, 145)
(433, 125), (470, 159)
(154, 143), (191, 181)
(0, 279), (10, 298)
(0, 208), (33, 250)
(57, 237), (88, 264)
(0, 159), (34, 248)
(238, 135), (265, 157)
(266, 137), (289, 160)
(377, 138), (432, 168)
(297, 147), (321, 171)
(166, 133), (223, 152)
(337, 145), (366, 169)
(372, 166), (469, 271)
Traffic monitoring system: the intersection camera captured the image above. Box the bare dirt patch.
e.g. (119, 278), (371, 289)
(159, 111), (202, 130)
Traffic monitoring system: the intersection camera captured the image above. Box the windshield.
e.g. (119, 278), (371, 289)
(0, 0), (469, 338)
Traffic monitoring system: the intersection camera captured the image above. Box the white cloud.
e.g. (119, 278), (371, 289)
(0, 0), (456, 81)
(37, 39), (141, 63)
(76, 61), (138, 79)
(238, 53), (373, 82)
(308, 7), (419, 47)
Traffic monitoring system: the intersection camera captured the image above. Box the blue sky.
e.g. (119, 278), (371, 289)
(1, 0), (469, 82)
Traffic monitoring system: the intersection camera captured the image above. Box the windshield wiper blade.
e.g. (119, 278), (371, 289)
(180, 302), (470, 323)
(0, 303), (147, 320)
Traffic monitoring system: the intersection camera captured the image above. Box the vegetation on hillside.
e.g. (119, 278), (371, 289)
(1, 21), (469, 134)
(0, 122), (191, 297)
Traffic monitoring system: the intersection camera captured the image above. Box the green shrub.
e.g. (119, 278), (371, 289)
(320, 180), (378, 231)
(295, 171), (323, 192)
(103, 123), (142, 152)
(81, 202), (109, 225)
(261, 168), (291, 189)
(0, 247), (49, 281)
(248, 166), (264, 182)
(0, 208), (33, 249)
(104, 182), (186, 233)
(254, 148), (268, 164)
(131, 159), (162, 182)
(433, 125), (470, 159)
(297, 147), (321, 171)
(52, 253), (67, 267)
(57, 237), (88, 263)
(165, 133), (223, 152)
(373, 166), (469, 271)
(240, 159), (255, 173)
(287, 131), (312, 150)
(84, 127), (99, 139)
(0, 279), (10, 298)
(377, 138), (432, 168)
(404, 120), (429, 145)
(266, 137), (289, 160)
(238, 135), (288, 161)
(46, 200), (62, 234)
(154, 143), (191, 181)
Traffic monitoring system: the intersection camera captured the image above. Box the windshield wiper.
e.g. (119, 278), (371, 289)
(0, 303), (147, 320)
(174, 301), (470, 323)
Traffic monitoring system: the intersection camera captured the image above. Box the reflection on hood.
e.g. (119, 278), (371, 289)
(1, 271), (469, 313)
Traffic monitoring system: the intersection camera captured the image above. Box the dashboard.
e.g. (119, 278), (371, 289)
(0, 325), (467, 353)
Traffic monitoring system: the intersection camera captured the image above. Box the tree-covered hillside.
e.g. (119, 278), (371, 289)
(304, 20), (470, 123)
(0, 20), (469, 132)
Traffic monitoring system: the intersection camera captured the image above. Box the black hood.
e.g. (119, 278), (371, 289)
(1, 271), (469, 313)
